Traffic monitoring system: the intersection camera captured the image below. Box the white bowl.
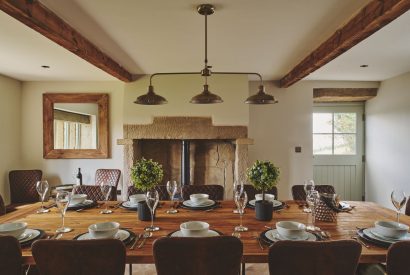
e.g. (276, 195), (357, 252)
(276, 221), (306, 239)
(88, 222), (120, 239)
(0, 222), (28, 238)
(70, 194), (87, 205)
(374, 221), (409, 239)
(255, 193), (275, 201)
(129, 194), (146, 205)
(190, 194), (209, 205)
(180, 221), (209, 237)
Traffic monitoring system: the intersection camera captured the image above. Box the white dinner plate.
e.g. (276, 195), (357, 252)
(170, 229), (220, 237)
(69, 199), (94, 207)
(249, 199), (282, 208)
(364, 228), (410, 243)
(121, 201), (139, 209)
(183, 199), (215, 208)
(264, 229), (316, 242)
(76, 229), (130, 241)
(19, 228), (41, 243)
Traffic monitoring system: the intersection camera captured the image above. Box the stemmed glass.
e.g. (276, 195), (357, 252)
(306, 190), (320, 231)
(232, 181), (244, 213)
(391, 190), (406, 223)
(145, 190), (160, 232)
(56, 191), (72, 233)
(303, 180), (315, 213)
(234, 190), (248, 232)
(100, 181), (113, 214)
(166, 180), (178, 214)
(36, 180), (50, 214)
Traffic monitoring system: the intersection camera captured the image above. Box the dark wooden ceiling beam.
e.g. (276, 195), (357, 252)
(0, 0), (134, 82)
(279, 0), (410, 88)
(313, 88), (378, 102)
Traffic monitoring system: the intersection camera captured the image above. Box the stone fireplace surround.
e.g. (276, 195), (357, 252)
(117, 117), (252, 199)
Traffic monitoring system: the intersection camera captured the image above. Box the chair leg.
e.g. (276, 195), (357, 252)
(129, 263), (132, 275)
(241, 263), (246, 275)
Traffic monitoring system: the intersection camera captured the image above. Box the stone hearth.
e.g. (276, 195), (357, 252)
(117, 117), (252, 199)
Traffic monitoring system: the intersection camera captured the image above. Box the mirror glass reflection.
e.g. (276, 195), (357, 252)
(53, 103), (98, 149)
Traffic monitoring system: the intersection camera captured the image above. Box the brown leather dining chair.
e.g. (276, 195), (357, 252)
(386, 241), (410, 275)
(153, 236), (243, 275)
(9, 169), (42, 204)
(127, 185), (169, 200)
(0, 194), (6, 215)
(291, 184), (336, 201)
(243, 184), (278, 200)
(32, 239), (126, 275)
(72, 185), (117, 201)
(182, 184), (224, 201)
(268, 240), (361, 275)
(95, 169), (121, 188)
(405, 197), (410, 216)
(0, 236), (23, 275)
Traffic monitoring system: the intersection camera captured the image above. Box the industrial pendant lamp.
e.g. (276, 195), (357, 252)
(134, 4), (277, 105)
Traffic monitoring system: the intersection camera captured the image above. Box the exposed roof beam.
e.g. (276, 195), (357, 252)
(313, 88), (378, 102)
(0, 0), (134, 82)
(280, 0), (410, 88)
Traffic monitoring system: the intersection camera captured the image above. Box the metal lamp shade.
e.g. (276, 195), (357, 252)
(134, 85), (168, 105)
(190, 84), (223, 104)
(245, 85), (278, 104)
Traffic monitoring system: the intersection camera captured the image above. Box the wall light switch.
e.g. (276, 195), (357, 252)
(295, 146), (302, 153)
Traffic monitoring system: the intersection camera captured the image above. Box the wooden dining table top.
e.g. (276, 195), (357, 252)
(1, 200), (407, 265)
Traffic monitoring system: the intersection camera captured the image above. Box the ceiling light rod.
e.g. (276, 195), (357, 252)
(134, 3), (278, 105)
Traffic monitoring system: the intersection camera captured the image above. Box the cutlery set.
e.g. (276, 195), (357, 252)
(129, 231), (152, 249)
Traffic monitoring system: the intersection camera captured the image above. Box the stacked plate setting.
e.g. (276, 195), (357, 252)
(182, 194), (217, 209)
(169, 221), (220, 237)
(248, 194), (283, 209)
(360, 221), (410, 246)
(67, 194), (95, 210)
(262, 221), (317, 243)
(0, 222), (45, 245)
(75, 222), (135, 244)
(121, 194), (146, 210)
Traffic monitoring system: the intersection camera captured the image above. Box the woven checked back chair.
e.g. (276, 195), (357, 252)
(243, 185), (278, 200)
(9, 170), (42, 204)
(268, 240), (361, 275)
(182, 184), (224, 201)
(291, 185), (336, 201)
(72, 185), (117, 201)
(405, 197), (410, 216)
(95, 169), (121, 188)
(127, 185), (169, 200)
(32, 239), (126, 275)
(153, 236), (243, 275)
(0, 236), (23, 275)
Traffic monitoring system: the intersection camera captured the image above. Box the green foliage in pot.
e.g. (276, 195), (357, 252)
(131, 157), (164, 192)
(246, 160), (280, 201)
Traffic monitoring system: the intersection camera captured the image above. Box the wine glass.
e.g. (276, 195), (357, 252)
(56, 191), (72, 233)
(232, 181), (244, 213)
(303, 180), (315, 212)
(36, 180), (50, 214)
(391, 190), (406, 223)
(145, 190), (160, 232)
(100, 181), (113, 214)
(306, 190), (320, 231)
(234, 190), (248, 232)
(166, 180), (178, 214)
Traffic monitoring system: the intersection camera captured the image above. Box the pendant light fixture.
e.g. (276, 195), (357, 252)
(134, 4), (277, 105)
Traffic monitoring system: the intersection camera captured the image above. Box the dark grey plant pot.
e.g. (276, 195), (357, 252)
(255, 200), (273, 221)
(138, 201), (154, 221)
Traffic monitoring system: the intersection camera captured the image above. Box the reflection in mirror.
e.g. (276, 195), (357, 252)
(53, 103), (98, 149)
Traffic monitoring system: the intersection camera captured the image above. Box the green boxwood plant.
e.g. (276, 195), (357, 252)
(131, 157), (164, 192)
(246, 160), (280, 201)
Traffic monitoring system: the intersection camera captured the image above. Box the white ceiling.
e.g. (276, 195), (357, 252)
(0, 0), (409, 83)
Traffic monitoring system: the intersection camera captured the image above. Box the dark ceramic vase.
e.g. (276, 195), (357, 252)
(138, 201), (153, 221)
(255, 200), (273, 221)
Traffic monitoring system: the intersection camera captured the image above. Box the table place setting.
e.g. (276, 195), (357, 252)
(260, 221), (324, 245)
(73, 221), (136, 245)
(120, 194), (146, 210)
(0, 222), (45, 246)
(66, 194), (97, 211)
(357, 221), (410, 248)
(167, 221), (222, 237)
(181, 194), (218, 211)
(247, 193), (284, 210)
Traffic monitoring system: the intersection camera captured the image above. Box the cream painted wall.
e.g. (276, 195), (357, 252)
(248, 80), (379, 200)
(0, 75), (22, 204)
(21, 81), (125, 190)
(123, 74), (249, 125)
(366, 71), (410, 209)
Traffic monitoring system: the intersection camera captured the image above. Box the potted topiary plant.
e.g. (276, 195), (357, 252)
(131, 157), (164, 221)
(247, 160), (280, 221)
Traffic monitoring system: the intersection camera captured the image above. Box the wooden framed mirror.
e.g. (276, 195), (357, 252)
(43, 93), (109, 159)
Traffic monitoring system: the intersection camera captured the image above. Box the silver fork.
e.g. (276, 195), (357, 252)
(137, 232), (152, 249)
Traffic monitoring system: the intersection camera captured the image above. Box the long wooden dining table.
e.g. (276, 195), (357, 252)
(0, 200), (407, 265)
